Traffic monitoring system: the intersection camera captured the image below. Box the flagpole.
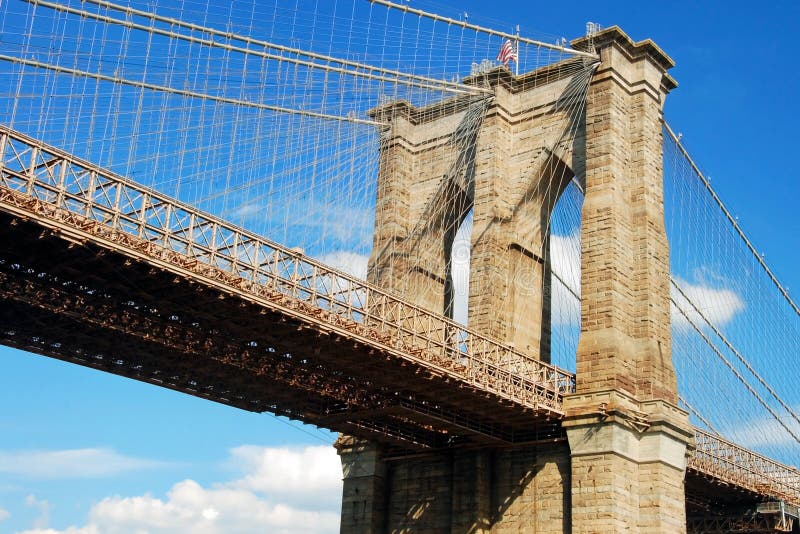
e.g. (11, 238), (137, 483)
(515, 24), (520, 77)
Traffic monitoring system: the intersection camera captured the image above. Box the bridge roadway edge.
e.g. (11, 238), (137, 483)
(336, 26), (779, 534)
(0, 200), (566, 450)
(0, 28), (796, 529)
(0, 119), (796, 533)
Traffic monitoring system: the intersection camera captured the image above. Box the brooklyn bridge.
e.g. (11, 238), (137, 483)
(0, 0), (798, 532)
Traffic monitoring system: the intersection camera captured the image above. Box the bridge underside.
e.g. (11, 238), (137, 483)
(686, 470), (799, 533)
(0, 209), (563, 452)
(6, 209), (797, 532)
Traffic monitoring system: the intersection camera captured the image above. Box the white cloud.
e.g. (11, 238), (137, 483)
(25, 495), (50, 529)
(726, 410), (800, 451)
(451, 214), (472, 326)
(550, 232), (581, 326)
(16, 445), (342, 534)
(229, 202), (262, 220)
(319, 251), (368, 280)
(230, 446), (343, 510)
(0, 449), (165, 479)
(315, 205), (374, 245)
(0, 507), (9, 522)
(266, 199), (374, 249)
(670, 277), (745, 329)
(545, 234), (746, 331)
(80, 480), (338, 534)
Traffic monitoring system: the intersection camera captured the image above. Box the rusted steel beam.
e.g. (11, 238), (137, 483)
(1, 125), (799, 504)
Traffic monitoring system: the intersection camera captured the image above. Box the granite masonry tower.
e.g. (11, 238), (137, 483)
(337, 27), (694, 533)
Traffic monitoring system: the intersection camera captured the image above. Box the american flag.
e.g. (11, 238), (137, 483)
(496, 39), (517, 66)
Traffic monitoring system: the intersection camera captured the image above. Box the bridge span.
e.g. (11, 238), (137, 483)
(1, 123), (798, 531)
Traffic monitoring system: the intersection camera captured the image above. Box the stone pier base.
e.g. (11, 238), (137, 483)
(336, 436), (571, 534)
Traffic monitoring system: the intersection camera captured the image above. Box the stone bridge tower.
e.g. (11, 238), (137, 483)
(366, 61), (585, 363)
(338, 27), (693, 533)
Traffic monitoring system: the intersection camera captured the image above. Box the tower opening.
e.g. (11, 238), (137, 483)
(447, 208), (473, 325)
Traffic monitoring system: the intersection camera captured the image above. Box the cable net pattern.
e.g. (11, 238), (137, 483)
(664, 126), (800, 468)
(0, 0), (592, 369)
(0, 0), (581, 275)
(1, 0), (796, 472)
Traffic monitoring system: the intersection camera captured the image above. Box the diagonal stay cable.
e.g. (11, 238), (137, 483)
(679, 395), (721, 435)
(664, 121), (800, 317)
(671, 289), (800, 445)
(0, 54), (385, 127)
(29, 0), (487, 96)
(671, 279), (800, 429)
(370, 0), (598, 60)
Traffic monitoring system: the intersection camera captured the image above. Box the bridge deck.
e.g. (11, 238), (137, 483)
(0, 124), (797, 505)
(0, 213), (574, 449)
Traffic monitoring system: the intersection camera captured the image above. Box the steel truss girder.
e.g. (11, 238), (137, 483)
(0, 124), (573, 415)
(0, 222), (559, 448)
(1, 125), (799, 503)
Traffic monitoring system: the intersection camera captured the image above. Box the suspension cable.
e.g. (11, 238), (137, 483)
(671, 291), (800, 445)
(370, 0), (598, 59)
(0, 54), (385, 127)
(671, 279), (800, 428)
(664, 121), (800, 317)
(28, 0), (487, 96)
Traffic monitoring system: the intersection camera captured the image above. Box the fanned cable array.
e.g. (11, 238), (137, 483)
(370, 62), (594, 367)
(5, 0), (793, 471)
(0, 0), (587, 280)
(664, 123), (800, 468)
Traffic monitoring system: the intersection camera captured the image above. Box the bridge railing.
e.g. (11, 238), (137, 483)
(0, 124), (574, 413)
(6, 125), (800, 502)
(691, 428), (800, 505)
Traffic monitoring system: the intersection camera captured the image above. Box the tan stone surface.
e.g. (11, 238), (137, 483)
(566, 26), (692, 534)
(343, 26), (693, 534)
(338, 442), (571, 534)
(369, 66), (582, 364)
(336, 437), (387, 534)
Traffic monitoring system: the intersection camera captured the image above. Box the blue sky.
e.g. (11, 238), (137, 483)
(1, 1), (799, 532)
